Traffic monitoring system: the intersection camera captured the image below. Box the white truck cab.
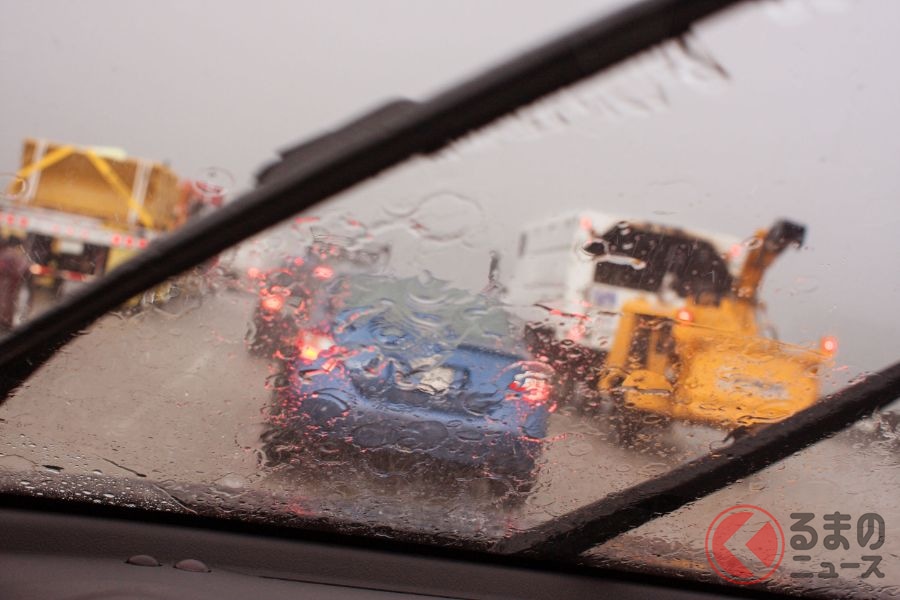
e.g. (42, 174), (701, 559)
(506, 212), (745, 350)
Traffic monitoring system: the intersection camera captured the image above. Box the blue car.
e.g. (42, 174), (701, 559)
(262, 275), (553, 494)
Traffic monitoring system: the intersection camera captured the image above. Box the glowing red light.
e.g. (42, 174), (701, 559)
(297, 333), (334, 361)
(299, 346), (320, 361)
(261, 295), (284, 312)
(138, 239), (149, 249)
(247, 267), (260, 279)
(5, 215), (13, 225)
(18, 216), (28, 227)
(821, 335), (838, 355)
(111, 234), (122, 246)
(676, 308), (694, 322)
(293, 257), (304, 267)
(313, 266), (333, 280)
(125, 236), (134, 248)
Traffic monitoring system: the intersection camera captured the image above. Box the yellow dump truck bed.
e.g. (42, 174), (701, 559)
(17, 138), (183, 232)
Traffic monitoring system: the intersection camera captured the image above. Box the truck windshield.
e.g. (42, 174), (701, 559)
(1, 1), (898, 599)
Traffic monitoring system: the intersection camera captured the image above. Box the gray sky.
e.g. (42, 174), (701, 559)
(1, 0), (617, 187)
(2, 0), (898, 379)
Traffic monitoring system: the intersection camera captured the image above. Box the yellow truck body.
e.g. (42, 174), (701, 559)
(579, 218), (835, 433)
(0, 139), (195, 315)
(600, 297), (827, 428)
(17, 138), (184, 232)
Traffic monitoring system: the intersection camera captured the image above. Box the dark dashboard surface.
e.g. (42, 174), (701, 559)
(0, 506), (772, 600)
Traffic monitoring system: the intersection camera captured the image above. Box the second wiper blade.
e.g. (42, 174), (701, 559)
(495, 361), (900, 558)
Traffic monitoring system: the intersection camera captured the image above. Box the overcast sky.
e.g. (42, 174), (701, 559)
(2, 0), (898, 379)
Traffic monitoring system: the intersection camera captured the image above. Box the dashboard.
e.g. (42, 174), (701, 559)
(0, 504), (773, 600)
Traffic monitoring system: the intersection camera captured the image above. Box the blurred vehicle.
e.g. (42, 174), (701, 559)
(592, 219), (836, 437)
(2, 140), (180, 289)
(513, 213), (744, 405)
(262, 274), (553, 496)
(0, 139), (220, 312)
(245, 240), (388, 357)
(513, 214), (836, 438)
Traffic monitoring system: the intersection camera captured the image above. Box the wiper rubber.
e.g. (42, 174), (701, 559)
(495, 361), (900, 558)
(0, 0), (745, 399)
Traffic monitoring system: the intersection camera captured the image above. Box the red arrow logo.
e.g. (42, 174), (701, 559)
(705, 505), (784, 585)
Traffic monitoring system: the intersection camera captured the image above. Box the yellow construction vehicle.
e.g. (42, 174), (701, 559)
(590, 220), (835, 437)
(1, 139), (209, 317)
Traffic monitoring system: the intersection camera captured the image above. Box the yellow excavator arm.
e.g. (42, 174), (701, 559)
(734, 219), (806, 303)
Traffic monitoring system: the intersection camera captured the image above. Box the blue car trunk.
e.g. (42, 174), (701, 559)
(273, 343), (549, 479)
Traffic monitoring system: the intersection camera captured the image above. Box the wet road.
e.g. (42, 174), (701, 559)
(1, 287), (897, 596)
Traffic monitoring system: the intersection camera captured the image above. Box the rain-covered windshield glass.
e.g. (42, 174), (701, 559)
(1, 1), (898, 598)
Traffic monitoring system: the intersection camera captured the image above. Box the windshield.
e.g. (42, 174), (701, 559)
(1, 1), (898, 598)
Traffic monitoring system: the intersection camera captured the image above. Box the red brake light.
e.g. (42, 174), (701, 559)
(676, 308), (694, 323)
(821, 335), (838, 355)
(508, 377), (551, 405)
(297, 333), (334, 361)
(261, 295), (284, 312)
(299, 346), (320, 361)
(64, 271), (87, 282)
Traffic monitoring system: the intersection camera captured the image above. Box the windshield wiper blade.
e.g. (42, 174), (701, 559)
(496, 361), (900, 558)
(0, 0), (746, 400)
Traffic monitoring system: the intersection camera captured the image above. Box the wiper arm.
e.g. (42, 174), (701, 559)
(0, 0), (745, 400)
(496, 361), (900, 558)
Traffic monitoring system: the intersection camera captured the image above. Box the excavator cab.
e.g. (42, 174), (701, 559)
(589, 219), (833, 436)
